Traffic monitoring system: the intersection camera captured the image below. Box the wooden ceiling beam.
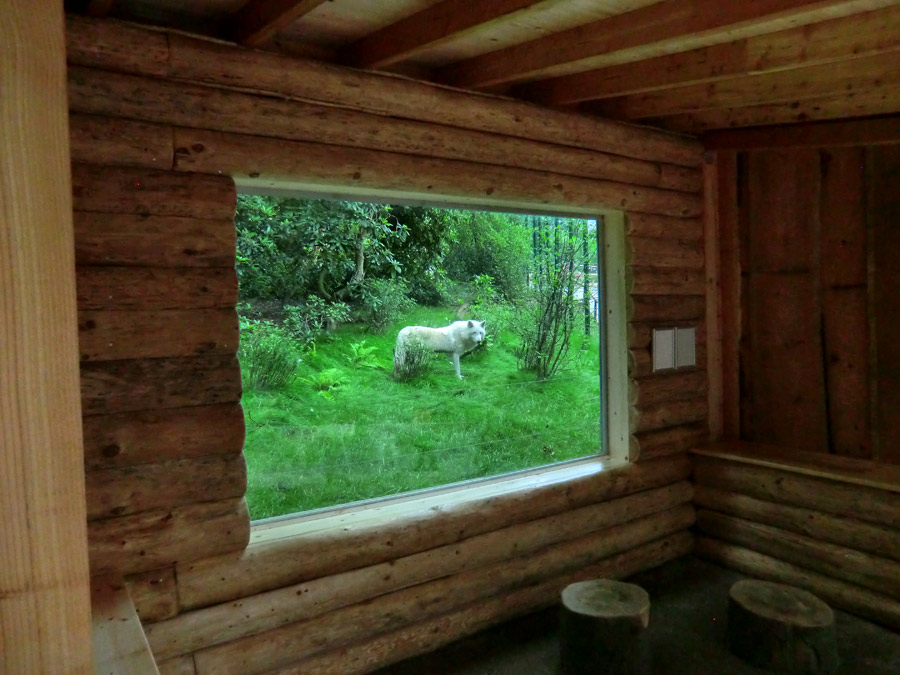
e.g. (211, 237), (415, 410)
(521, 5), (900, 106)
(588, 53), (900, 120)
(231, 0), (328, 46)
(703, 116), (900, 150)
(438, 0), (900, 90)
(655, 88), (900, 134)
(342, 0), (542, 69)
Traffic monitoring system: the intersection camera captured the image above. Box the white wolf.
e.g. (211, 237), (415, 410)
(394, 320), (486, 379)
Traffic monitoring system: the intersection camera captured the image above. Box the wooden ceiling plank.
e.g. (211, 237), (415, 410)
(703, 116), (900, 150)
(656, 88), (900, 134)
(438, 0), (900, 90)
(589, 53), (900, 120)
(522, 4), (900, 105)
(342, 0), (543, 69)
(232, 0), (329, 47)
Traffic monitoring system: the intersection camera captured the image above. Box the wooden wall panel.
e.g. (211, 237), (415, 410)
(869, 145), (900, 464)
(717, 152), (741, 439)
(732, 142), (897, 463)
(73, 212), (237, 268)
(67, 66), (700, 193)
(747, 272), (828, 450)
(127, 567), (180, 623)
(746, 150), (820, 273)
(61, 15), (708, 673)
(822, 288), (871, 457)
(72, 160), (248, 577)
(81, 404), (245, 471)
(820, 147), (870, 458)
(741, 150), (828, 452)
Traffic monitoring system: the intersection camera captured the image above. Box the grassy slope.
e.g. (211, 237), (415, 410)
(242, 305), (602, 520)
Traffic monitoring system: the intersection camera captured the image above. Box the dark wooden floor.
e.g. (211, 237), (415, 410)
(378, 555), (900, 675)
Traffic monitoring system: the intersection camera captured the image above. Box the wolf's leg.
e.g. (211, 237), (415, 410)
(451, 353), (462, 378)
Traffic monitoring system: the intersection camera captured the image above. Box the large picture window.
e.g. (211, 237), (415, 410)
(235, 195), (611, 521)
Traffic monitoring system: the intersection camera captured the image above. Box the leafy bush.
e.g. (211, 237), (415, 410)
(393, 338), (433, 381)
(283, 296), (351, 349)
(466, 274), (512, 350)
(443, 211), (531, 300)
(238, 319), (301, 390)
(514, 234), (582, 380)
(356, 278), (414, 333)
(406, 267), (451, 306)
(347, 340), (380, 368)
(473, 302), (513, 350)
(303, 367), (350, 399)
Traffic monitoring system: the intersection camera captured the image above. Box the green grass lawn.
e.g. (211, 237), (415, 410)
(241, 305), (604, 520)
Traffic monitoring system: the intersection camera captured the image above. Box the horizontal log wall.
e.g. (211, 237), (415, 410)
(150, 457), (693, 673)
(71, 156), (248, 577)
(66, 14), (707, 672)
(693, 446), (900, 630)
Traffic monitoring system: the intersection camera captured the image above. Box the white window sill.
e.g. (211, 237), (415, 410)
(249, 455), (625, 546)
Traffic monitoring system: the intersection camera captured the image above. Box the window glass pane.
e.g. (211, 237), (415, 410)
(236, 196), (606, 520)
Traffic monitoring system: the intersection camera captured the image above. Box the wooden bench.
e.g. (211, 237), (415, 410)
(92, 576), (159, 675)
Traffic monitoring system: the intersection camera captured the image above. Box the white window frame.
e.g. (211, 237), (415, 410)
(235, 184), (631, 529)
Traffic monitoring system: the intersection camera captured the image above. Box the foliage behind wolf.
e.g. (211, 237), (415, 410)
(394, 320), (486, 379)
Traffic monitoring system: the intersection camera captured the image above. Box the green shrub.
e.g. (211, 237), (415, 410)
(356, 278), (414, 333)
(303, 367), (350, 399)
(406, 268), (451, 306)
(393, 338), (433, 381)
(347, 340), (380, 368)
(514, 235), (581, 380)
(238, 319), (301, 390)
(283, 296), (351, 349)
(443, 211), (530, 300)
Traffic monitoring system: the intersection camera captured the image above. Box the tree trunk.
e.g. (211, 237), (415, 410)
(560, 579), (651, 675)
(727, 579), (838, 674)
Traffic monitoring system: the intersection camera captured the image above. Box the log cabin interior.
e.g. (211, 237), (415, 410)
(3, 0), (900, 672)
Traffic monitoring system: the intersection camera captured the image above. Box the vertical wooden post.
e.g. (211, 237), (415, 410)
(0, 1), (93, 673)
(704, 152), (724, 441)
(603, 212), (630, 462)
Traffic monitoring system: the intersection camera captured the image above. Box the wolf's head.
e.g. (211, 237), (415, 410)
(467, 320), (486, 344)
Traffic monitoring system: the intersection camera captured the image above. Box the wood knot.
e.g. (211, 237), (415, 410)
(102, 443), (121, 458)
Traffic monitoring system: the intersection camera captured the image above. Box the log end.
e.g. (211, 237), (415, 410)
(728, 579), (839, 674)
(561, 579), (651, 627)
(560, 579), (652, 674)
(729, 579), (834, 628)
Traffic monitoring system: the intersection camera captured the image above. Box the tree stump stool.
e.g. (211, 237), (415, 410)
(560, 579), (651, 675)
(727, 579), (839, 674)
